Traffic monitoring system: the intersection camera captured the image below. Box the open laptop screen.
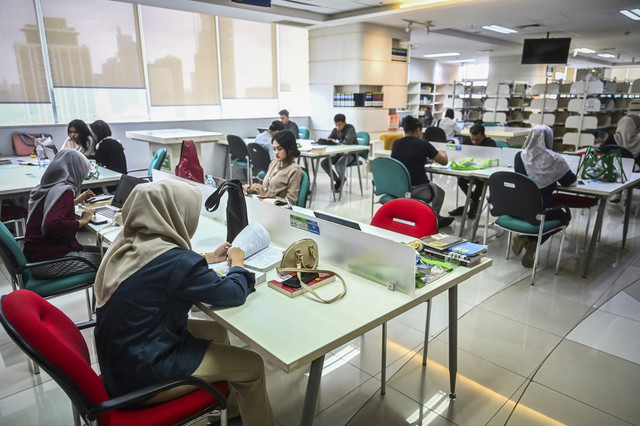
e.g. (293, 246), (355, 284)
(111, 175), (147, 208)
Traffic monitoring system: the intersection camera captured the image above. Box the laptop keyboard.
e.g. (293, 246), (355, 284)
(94, 207), (117, 219)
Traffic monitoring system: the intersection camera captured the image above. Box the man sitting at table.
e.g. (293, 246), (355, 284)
(279, 109), (299, 139)
(391, 115), (454, 228)
(449, 124), (497, 219)
(320, 113), (358, 192)
(255, 120), (284, 160)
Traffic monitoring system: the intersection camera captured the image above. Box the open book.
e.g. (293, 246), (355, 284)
(231, 222), (283, 272)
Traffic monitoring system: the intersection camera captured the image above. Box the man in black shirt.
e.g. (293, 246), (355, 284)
(320, 113), (357, 191)
(391, 115), (454, 228)
(279, 109), (300, 139)
(449, 125), (496, 219)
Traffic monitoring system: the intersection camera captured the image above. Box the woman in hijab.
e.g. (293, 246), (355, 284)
(610, 113), (640, 158)
(94, 179), (274, 426)
(23, 149), (100, 278)
(512, 125), (576, 268)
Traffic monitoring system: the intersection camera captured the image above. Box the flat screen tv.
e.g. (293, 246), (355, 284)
(521, 38), (571, 64)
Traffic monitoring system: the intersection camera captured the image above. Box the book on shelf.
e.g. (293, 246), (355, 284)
(420, 233), (465, 252)
(268, 272), (335, 298)
(447, 241), (488, 257)
(231, 222), (283, 272)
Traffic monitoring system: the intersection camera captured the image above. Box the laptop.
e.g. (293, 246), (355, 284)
(76, 175), (146, 224)
(313, 211), (361, 231)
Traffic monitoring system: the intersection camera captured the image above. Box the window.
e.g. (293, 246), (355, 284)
(219, 17), (277, 99)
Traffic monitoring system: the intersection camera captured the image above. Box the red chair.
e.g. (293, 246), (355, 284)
(0, 290), (229, 426)
(370, 198), (438, 368)
(371, 198), (438, 238)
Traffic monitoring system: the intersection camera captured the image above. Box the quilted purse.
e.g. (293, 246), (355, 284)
(276, 238), (347, 303)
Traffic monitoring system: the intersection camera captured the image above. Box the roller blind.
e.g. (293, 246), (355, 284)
(278, 25), (309, 92)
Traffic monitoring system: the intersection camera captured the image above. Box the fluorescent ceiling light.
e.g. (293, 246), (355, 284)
(574, 48), (596, 54)
(619, 9), (640, 20)
(423, 52), (460, 58)
(445, 59), (476, 63)
(400, 0), (448, 8)
(598, 53), (616, 58)
(482, 25), (518, 34)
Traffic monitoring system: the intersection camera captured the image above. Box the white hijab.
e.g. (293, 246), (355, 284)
(27, 149), (90, 235)
(94, 180), (202, 308)
(613, 114), (640, 157)
(521, 125), (570, 189)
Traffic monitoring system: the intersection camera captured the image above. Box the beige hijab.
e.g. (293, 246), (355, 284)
(95, 179), (202, 308)
(613, 114), (640, 157)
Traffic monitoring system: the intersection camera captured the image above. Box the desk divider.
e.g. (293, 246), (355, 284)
(431, 142), (503, 164)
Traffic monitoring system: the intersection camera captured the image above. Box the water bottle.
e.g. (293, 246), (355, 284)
(36, 144), (45, 167)
(205, 175), (216, 189)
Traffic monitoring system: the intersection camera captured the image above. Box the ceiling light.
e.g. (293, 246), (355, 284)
(399, 0), (448, 9)
(445, 59), (476, 63)
(482, 25), (518, 34)
(619, 9), (640, 20)
(423, 52), (460, 58)
(598, 53), (616, 58)
(574, 48), (596, 54)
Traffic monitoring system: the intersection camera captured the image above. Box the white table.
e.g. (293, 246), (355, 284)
(125, 129), (223, 172)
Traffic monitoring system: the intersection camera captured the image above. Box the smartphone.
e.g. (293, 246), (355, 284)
(281, 272), (319, 289)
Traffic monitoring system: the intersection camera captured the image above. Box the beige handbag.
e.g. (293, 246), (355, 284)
(276, 238), (347, 303)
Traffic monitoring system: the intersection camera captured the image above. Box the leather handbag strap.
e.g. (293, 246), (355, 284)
(277, 267), (347, 303)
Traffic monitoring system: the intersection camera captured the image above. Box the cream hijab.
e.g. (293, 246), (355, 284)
(95, 179), (202, 308)
(613, 114), (640, 157)
(520, 125), (570, 189)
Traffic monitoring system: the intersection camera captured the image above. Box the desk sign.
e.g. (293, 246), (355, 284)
(290, 215), (320, 235)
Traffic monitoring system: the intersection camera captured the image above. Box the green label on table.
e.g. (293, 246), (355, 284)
(290, 215), (320, 235)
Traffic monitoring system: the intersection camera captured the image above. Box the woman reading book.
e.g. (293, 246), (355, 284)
(94, 179), (275, 426)
(243, 130), (303, 205)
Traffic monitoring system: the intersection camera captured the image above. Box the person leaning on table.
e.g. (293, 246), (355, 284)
(60, 118), (96, 158)
(320, 113), (358, 192)
(243, 130), (303, 205)
(254, 119), (285, 161)
(23, 149), (100, 279)
(512, 125), (576, 268)
(93, 180), (275, 426)
(449, 124), (496, 219)
(391, 115), (454, 228)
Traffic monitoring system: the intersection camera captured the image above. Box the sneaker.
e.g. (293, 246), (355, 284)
(512, 235), (527, 256)
(437, 216), (455, 228)
(521, 241), (537, 268)
(448, 206), (464, 216)
(609, 192), (622, 203)
(333, 179), (342, 192)
(467, 200), (478, 219)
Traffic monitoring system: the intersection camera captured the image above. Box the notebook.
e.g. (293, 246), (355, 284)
(77, 174), (146, 224)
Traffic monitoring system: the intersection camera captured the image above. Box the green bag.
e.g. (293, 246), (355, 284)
(578, 146), (627, 183)
(450, 157), (498, 171)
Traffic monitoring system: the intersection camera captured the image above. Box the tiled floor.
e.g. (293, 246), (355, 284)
(1, 168), (639, 425)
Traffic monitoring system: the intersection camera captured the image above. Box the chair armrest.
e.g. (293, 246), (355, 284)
(17, 255), (99, 274)
(76, 320), (96, 330)
(14, 236), (25, 242)
(543, 205), (566, 215)
(86, 376), (227, 420)
(127, 167), (147, 173)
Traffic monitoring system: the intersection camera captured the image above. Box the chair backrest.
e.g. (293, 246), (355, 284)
(488, 171), (544, 225)
(371, 198), (438, 238)
(423, 127), (447, 143)
(297, 168), (310, 207)
(147, 148), (167, 178)
(380, 133), (403, 150)
(298, 127), (310, 139)
(227, 134), (249, 161)
(356, 131), (370, 159)
(0, 221), (29, 283)
(247, 143), (271, 179)
(0, 290), (109, 421)
(494, 140), (510, 148)
(371, 157), (412, 199)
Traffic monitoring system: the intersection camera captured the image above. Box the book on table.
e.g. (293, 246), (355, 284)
(231, 222), (283, 272)
(447, 241), (488, 257)
(420, 233), (465, 252)
(268, 272), (335, 298)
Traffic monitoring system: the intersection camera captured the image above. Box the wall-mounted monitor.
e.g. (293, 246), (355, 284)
(521, 38), (571, 64)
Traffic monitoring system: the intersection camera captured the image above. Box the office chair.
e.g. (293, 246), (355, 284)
(297, 169), (310, 207)
(423, 127), (447, 143)
(128, 148), (167, 182)
(483, 171), (567, 285)
(1, 199), (27, 237)
(247, 143), (271, 183)
(370, 157), (412, 217)
(227, 135), (250, 183)
(494, 140), (510, 148)
(298, 127), (310, 139)
(0, 289), (229, 426)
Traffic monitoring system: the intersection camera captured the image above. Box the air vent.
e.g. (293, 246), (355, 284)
(516, 23), (543, 30)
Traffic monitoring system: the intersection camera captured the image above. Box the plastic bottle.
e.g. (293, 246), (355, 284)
(36, 144), (45, 167)
(205, 175), (216, 189)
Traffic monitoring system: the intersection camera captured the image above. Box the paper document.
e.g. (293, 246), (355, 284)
(231, 222), (283, 272)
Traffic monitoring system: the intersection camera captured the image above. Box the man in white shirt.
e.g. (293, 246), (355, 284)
(254, 120), (285, 160)
(436, 109), (461, 141)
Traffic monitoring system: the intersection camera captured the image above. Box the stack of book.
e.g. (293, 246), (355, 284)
(420, 233), (487, 267)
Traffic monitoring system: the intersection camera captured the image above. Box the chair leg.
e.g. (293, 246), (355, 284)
(531, 218), (546, 286)
(505, 231), (512, 260)
(85, 288), (93, 321)
(555, 228), (566, 275)
(482, 203), (490, 245)
(356, 162), (363, 196)
(583, 206), (593, 249)
(30, 359), (40, 375)
(72, 404), (82, 426)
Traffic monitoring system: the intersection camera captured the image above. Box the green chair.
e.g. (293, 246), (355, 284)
(298, 127), (310, 139)
(227, 135), (250, 183)
(247, 143), (271, 183)
(128, 148), (167, 182)
(297, 169), (310, 207)
(370, 157), (412, 217)
(495, 140), (510, 148)
(344, 131), (370, 195)
(0, 222), (96, 320)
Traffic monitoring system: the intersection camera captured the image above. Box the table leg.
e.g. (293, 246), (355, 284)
(583, 196), (607, 278)
(422, 298), (432, 366)
(622, 188), (633, 249)
(457, 178), (474, 238)
(381, 322), (387, 395)
(301, 355), (325, 426)
(448, 285), (458, 399)
(470, 181), (489, 242)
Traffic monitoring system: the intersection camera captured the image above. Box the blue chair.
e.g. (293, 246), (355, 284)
(297, 169), (310, 207)
(128, 148), (166, 182)
(370, 157), (412, 217)
(227, 135), (250, 183)
(484, 171), (567, 285)
(298, 127), (310, 139)
(494, 140), (510, 148)
(345, 131), (370, 195)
